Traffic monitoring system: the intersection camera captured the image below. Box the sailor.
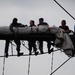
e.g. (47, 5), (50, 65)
(37, 18), (53, 54)
(59, 20), (71, 33)
(28, 20), (38, 55)
(5, 18), (25, 58)
(59, 20), (75, 56)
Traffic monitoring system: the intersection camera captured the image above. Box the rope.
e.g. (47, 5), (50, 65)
(10, 41), (13, 56)
(21, 41), (29, 50)
(0, 49), (60, 58)
(50, 52), (54, 75)
(21, 41), (31, 75)
(10, 41), (16, 47)
(2, 54), (6, 75)
(54, 0), (75, 20)
(28, 56), (31, 75)
(50, 56), (72, 75)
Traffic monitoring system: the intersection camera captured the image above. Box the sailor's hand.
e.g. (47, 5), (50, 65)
(48, 27), (51, 30)
(36, 27), (39, 31)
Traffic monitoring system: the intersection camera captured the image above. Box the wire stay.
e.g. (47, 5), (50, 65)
(50, 57), (72, 75)
(54, 0), (75, 20)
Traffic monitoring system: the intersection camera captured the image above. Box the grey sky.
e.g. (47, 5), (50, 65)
(0, 0), (75, 75)
(0, 0), (75, 29)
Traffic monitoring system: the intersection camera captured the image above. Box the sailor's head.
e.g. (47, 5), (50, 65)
(61, 20), (66, 26)
(39, 18), (44, 24)
(13, 18), (18, 23)
(30, 20), (35, 26)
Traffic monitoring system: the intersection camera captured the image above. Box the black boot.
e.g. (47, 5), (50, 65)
(29, 51), (32, 55)
(40, 50), (44, 54)
(35, 51), (39, 55)
(72, 50), (75, 57)
(17, 52), (23, 56)
(5, 53), (8, 58)
(48, 48), (53, 54)
(39, 47), (43, 54)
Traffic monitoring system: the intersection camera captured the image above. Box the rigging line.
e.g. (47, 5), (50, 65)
(50, 56), (72, 75)
(11, 41), (13, 56)
(10, 41), (16, 47)
(54, 0), (75, 20)
(21, 41), (29, 50)
(0, 49), (60, 58)
(2, 54), (6, 75)
(28, 56), (31, 75)
(50, 52), (54, 75)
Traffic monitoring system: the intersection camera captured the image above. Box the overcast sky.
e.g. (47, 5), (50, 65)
(0, 0), (75, 75)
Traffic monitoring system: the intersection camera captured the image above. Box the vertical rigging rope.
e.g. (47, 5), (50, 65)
(2, 54), (6, 75)
(28, 56), (31, 75)
(50, 52), (54, 75)
(21, 41), (31, 75)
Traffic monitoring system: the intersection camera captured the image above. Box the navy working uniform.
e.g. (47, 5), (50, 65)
(59, 20), (75, 56)
(5, 18), (25, 58)
(38, 18), (53, 54)
(28, 20), (38, 55)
